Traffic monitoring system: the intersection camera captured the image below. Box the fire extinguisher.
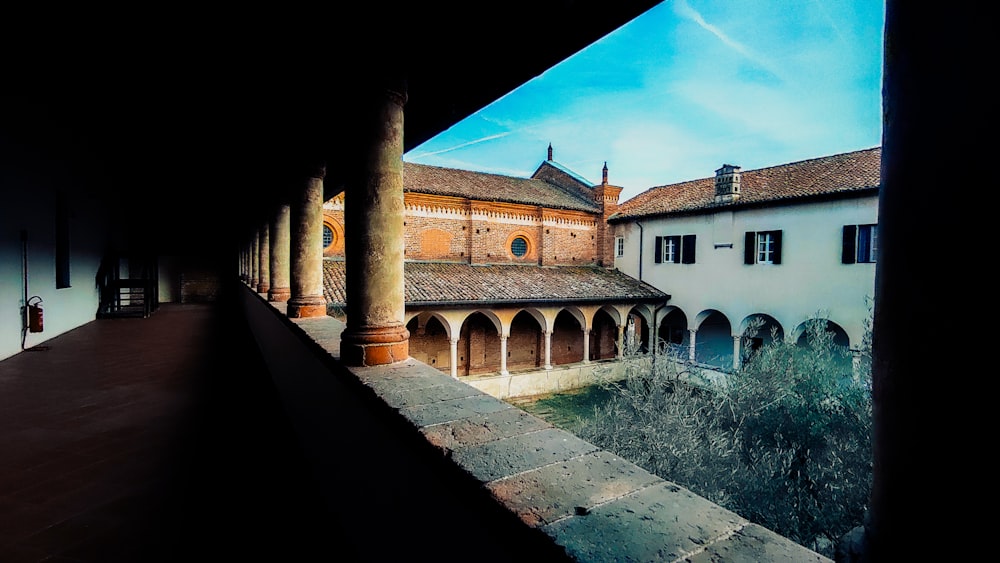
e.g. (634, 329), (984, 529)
(27, 296), (43, 333)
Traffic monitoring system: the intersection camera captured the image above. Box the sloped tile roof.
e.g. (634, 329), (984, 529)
(612, 147), (881, 221)
(322, 260), (668, 307)
(530, 160), (595, 194)
(403, 162), (600, 213)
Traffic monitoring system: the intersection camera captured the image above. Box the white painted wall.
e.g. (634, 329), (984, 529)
(615, 195), (878, 353)
(1, 169), (109, 360)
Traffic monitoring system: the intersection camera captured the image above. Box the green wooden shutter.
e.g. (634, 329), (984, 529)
(842, 225), (857, 264)
(681, 234), (696, 264)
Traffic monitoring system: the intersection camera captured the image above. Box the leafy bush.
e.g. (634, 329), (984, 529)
(576, 315), (872, 558)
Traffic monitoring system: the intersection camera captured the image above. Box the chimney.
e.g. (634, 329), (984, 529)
(547, 143), (553, 161)
(602, 161), (608, 185)
(714, 164), (741, 203)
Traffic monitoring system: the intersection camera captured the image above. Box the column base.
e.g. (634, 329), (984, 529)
(268, 287), (291, 302)
(257, 282), (270, 294)
(287, 296), (327, 318)
(341, 325), (410, 367)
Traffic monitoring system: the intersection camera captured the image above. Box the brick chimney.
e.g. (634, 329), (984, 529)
(714, 164), (741, 203)
(547, 143), (553, 161)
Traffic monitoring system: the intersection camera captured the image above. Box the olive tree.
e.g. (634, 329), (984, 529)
(576, 313), (872, 558)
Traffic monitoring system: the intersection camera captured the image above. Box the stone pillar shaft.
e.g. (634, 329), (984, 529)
(450, 338), (459, 379)
(583, 329), (591, 364)
(617, 325), (624, 360)
(499, 335), (509, 376)
(544, 330), (552, 370)
(688, 329), (697, 363)
(732, 335), (741, 370)
(287, 170), (327, 318)
(268, 204), (291, 302)
(250, 231), (259, 291)
(340, 86), (409, 366)
(257, 222), (270, 294)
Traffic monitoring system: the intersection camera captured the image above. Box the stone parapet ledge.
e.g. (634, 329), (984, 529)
(252, 289), (830, 562)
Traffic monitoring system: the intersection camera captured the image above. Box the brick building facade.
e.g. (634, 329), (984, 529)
(320, 147), (668, 377)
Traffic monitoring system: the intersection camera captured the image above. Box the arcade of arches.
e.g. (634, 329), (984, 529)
(398, 302), (860, 379)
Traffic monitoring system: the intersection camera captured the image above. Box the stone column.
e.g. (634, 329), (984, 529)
(582, 328), (591, 364)
(616, 325), (624, 359)
(688, 329), (697, 363)
(340, 84), (409, 366)
(850, 348), (863, 382)
(250, 231), (259, 291)
(239, 246), (246, 282)
(544, 330), (552, 370)
(268, 204), (291, 302)
(257, 221), (270, 294)
(499, 335), (509, 376)
(450, 337), (459, 379)
(286, 165), (327, 318)
(732, 335), (741, 370)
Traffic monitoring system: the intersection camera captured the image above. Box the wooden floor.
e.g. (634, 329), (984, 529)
(0, 284), (354, 562)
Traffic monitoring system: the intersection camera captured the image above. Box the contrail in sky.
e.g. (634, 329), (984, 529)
(409, 132), (511, 158)
(672, 0), (784, 81)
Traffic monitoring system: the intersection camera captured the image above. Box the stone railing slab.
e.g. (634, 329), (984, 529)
(245, 285), (832, 562)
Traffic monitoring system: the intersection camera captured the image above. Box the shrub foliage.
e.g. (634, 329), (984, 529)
(576, 315), (872, 556)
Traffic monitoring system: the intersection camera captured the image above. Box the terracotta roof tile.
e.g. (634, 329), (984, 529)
(403, 162), (600, 212)
(322, 260), (667, 307)
(612, 147), (881, 221)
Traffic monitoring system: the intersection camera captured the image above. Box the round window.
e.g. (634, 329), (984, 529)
(511, 236), (528, 257)
(323, 225), (334, 248)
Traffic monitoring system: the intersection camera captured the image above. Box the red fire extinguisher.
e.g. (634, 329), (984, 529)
(27, 296), (43, 333)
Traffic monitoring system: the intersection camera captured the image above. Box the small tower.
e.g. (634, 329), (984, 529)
(547, 143), (553, 161)
(593, 161), (622, 268)
(714, 163), (741, 203)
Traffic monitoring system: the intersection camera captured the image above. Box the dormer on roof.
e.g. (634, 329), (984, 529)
(714, 163), (741, 204)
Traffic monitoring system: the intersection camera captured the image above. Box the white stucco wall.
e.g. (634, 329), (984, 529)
(614, 195), (878, 353)
(1, 170), (109, 361)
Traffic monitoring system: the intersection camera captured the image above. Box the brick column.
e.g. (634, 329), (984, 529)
(268, 204), (291, 302)
(287, 166), (327, 318)
(257, 221), (270, 294)
(340, 84), (409, 366)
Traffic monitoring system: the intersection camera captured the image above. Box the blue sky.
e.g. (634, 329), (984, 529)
(404, 0), (885, 203)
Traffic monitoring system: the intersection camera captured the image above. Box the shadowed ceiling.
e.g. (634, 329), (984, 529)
(2, 2), (661, 256)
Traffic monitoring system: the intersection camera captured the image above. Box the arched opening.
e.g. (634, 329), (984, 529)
(794, 319), (853, 376)
(741, 313), (784, 363)
(459, 312), (500, 376)
(625, 307), (649, 354)
(406, 314), (450, 373)
(508, 310), (542, 371)
(551, 309), (584, 366)
(695, 311), (733, 368)
(590, 309), (618, 361)
(658, 308), (689, 358)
